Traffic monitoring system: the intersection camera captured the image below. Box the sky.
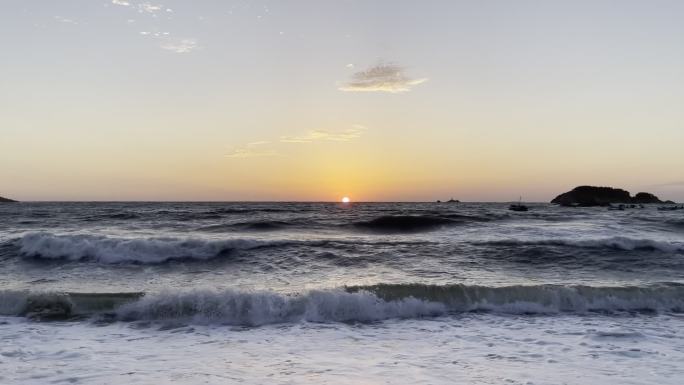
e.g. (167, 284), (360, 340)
(1, 0), (683, 202)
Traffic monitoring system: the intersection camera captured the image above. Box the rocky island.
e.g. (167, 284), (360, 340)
(551, 186), (663, 207)
(0, 196), (17, 203)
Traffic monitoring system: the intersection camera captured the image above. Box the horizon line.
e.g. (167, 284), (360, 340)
(4, 199), (549, 204)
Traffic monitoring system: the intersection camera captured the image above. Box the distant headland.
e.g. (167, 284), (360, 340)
(436, 198), (460, 203)
(0, 196), (17, 203)
(551, 186), (667, 207)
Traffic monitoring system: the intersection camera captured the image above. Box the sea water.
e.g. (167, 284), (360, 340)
(1, 202), (683, 384)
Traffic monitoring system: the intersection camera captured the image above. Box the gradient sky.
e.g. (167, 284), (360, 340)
(1, 0), (683, 202)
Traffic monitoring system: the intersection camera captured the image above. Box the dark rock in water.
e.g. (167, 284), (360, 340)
(551, 186), (663, 207)
(0, 196), (17, 203)
(446, 198), (460, 203)
(552, 186), (631, 206)
(632, 192), (662, 204)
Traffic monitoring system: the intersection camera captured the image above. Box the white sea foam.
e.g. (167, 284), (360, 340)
(1, 312), (682, 385)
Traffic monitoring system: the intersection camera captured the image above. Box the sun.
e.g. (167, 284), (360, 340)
(341, 196), (351, 203)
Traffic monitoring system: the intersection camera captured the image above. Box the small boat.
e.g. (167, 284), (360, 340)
(509, 197), (528, 212)
(446, 198), (460, 203)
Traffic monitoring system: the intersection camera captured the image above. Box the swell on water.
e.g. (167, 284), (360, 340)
(2, 283), (682, 325)
(481, 237), (684, 253)
(198, 220), (292, 232)
(352, 215), (468, 233)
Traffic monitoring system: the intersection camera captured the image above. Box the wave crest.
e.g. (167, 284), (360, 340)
(116, 289), (444, 325)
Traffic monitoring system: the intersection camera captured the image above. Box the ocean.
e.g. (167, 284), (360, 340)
(1, 202), (683, 384)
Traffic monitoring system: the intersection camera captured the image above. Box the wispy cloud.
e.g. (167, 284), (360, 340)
(226, 125), (368, 159)
(225, 142), (279, 158)
(339, 63), (427, 93)
(109, 1), (194, 53)
(160, 38), (198, 53)
(280, 125), (367, 143)
(112, 0), (172, 14)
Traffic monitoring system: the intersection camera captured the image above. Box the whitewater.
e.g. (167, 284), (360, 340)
(1, 202), (683, 384)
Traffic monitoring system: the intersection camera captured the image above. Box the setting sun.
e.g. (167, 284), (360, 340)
(341, 197), (351, 203)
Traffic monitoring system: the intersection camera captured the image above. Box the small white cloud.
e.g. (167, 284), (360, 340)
(54, 16), (77, 24)
(161, 39), (197, 53)
(280, 125), (368, 143)
(112, 0), (130, 6)
(339, 63), (427, 93)
(138, 2), (162, 14)
(225, 142), (279, 158)
(346, 63), (354, 69)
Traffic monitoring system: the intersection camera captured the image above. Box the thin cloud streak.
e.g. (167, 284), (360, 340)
(649, 181), (684, 188)
(225, 142), (279, 158)
(280, 125), (367, 143)
(339, 64), (427, 93)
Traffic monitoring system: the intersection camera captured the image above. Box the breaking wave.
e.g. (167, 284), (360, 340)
(10, 233), (437, 265)
(2, 283), (683, 325)
(17, 233), (286, 264)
